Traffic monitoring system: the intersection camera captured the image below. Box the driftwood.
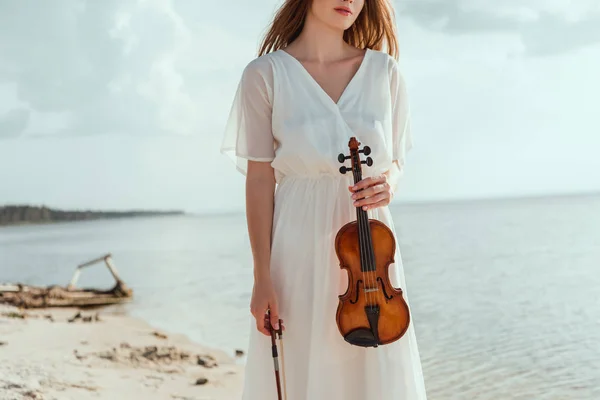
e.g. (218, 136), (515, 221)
(0, 254), (133, 308)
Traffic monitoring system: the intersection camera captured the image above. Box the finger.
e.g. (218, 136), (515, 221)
(351, 177), (373, 191)
(361, 198), (390, 211)
(270, 312), (280, 330)
(354, 190), (388, 206)
(352, 188), (368, 200)
(257, 316), (270, 336)
(355, 192), (388, 208)
(352, 183), (386, 200)
(264, 314), (280, 329)
(352, 175), (386, 191)
(351, 184), (374, 200)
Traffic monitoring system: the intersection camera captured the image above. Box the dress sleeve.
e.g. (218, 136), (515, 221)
(220, 58), (275, 176)
(388, 58), (413, 169)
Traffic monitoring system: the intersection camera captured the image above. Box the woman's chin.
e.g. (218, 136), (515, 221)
(327, 19), (355, 32)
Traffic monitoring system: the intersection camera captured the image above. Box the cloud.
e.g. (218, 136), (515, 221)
(0, 108), (30, 137)
(397, 0), (600, 56)
(0, 0), (236, 139)
(0, 0), (270, 140)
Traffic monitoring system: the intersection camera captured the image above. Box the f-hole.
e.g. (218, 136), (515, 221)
(377, 277), (394, 300)
(350, 280), (363, 304)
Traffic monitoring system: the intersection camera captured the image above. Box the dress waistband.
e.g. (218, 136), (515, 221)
(278, 173), (352, 183)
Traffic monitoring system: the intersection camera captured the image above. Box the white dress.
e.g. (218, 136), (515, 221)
(221, 47), (427, 400)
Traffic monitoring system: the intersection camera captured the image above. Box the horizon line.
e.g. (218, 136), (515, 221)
(2, 189), (598, 218)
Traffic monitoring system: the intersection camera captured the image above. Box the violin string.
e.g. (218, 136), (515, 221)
(352, 154), (364, 306)
(359, 150), (376, 315)
(352, 152), (366, 306)
(357, 194), (369, 307)
(367, 207), (378, 312)
(356, 153), (372, 305)
(359, 153), (373, 308)
(364, 196), (375, 308)
(361, 202), (374, 307)
(362, 203), (374, 308)
(362, 152), (377, 308)
(364, 195), (376, 302)
(353, 150), (373, 308)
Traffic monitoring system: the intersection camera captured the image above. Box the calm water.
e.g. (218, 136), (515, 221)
(1, 194), (599, 399)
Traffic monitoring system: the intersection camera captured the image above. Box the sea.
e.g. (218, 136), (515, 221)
(1, 193), (599, 399)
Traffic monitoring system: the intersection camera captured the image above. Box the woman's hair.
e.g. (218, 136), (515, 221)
(258, 0), (399, 59)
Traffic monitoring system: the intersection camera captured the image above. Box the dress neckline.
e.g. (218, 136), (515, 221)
(277, 47), (372, 107)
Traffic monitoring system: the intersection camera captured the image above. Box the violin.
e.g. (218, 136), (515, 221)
(335, 137), (410, 347)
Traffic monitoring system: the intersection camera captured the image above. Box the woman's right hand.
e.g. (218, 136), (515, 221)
(250, 277), (283, 336)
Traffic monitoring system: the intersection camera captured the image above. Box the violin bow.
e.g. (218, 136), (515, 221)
(267, 309), (288, 400)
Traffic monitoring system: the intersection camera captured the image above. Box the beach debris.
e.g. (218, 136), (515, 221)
(3, 383), (23, 390)
(152, 331), (168, 339)
(194, 377), (208, 385)
(196, 354), (217, 368)
(0, 310), (58, 322)
(90, 345), (195, 366)
(23, 391), (43, 399)
(66, 311), (99, 323)
(0, 254), (133, 308)
(235, 349), (244, 357)
(73, 349), (86, 361)
(73, 343), (224, 375)
(68, 311), (82, 322)
(2, 311), (26, 319)
(163, 368), (181, 374)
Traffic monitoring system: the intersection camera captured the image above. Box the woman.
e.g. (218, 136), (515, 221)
(221, 0), (426, 398)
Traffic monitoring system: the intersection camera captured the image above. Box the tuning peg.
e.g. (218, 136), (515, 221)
(339, 166), (351, 174)
(359, 146), (371, 156)
(361, 157), (373, 167)
(338, 153), (350, 163)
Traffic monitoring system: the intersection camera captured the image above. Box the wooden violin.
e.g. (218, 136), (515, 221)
(334, 137), (410, 347)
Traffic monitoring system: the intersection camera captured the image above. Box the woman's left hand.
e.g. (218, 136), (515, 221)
(348, 174), (394, 211)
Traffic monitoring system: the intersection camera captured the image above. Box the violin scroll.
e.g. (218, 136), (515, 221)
(337, 138), (373, 175)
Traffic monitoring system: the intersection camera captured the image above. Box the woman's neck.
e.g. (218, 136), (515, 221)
(285, 13), (350, 62)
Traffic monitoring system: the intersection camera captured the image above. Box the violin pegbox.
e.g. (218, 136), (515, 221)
(338, 137), (372, 175)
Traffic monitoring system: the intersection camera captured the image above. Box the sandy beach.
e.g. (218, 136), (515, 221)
(0, 304), (244, 400)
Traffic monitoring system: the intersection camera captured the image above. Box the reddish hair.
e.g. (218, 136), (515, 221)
(258, 0), (400, 59)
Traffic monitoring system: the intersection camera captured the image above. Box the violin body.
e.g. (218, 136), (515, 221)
(335, 137), (410, 347)
(335, 219), (410, 346)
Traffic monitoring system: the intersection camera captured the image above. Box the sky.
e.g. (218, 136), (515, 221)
(0, 0), (599, 214)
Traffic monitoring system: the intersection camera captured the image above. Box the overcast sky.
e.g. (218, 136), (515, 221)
(0, 0), (598, 214)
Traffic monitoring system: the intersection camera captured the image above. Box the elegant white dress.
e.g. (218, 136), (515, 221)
(221, 47), (427, 400)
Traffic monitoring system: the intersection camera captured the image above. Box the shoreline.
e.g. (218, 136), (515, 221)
(0, 304), (243, 399)
(0, 204), (185, 227)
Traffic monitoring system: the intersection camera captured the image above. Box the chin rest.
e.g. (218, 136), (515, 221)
(344, 328), (379, 348)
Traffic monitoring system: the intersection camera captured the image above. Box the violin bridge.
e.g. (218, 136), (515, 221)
(363, 287), (379, 293)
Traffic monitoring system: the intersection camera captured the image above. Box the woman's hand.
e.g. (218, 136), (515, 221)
(349, 173), (395, 211)
(250, 276), (284, 336)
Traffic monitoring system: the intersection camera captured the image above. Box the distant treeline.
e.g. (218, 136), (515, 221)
(0, 205), (184, 226)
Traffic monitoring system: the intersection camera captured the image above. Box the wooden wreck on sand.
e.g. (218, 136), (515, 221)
(0, 254), (133, 308)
